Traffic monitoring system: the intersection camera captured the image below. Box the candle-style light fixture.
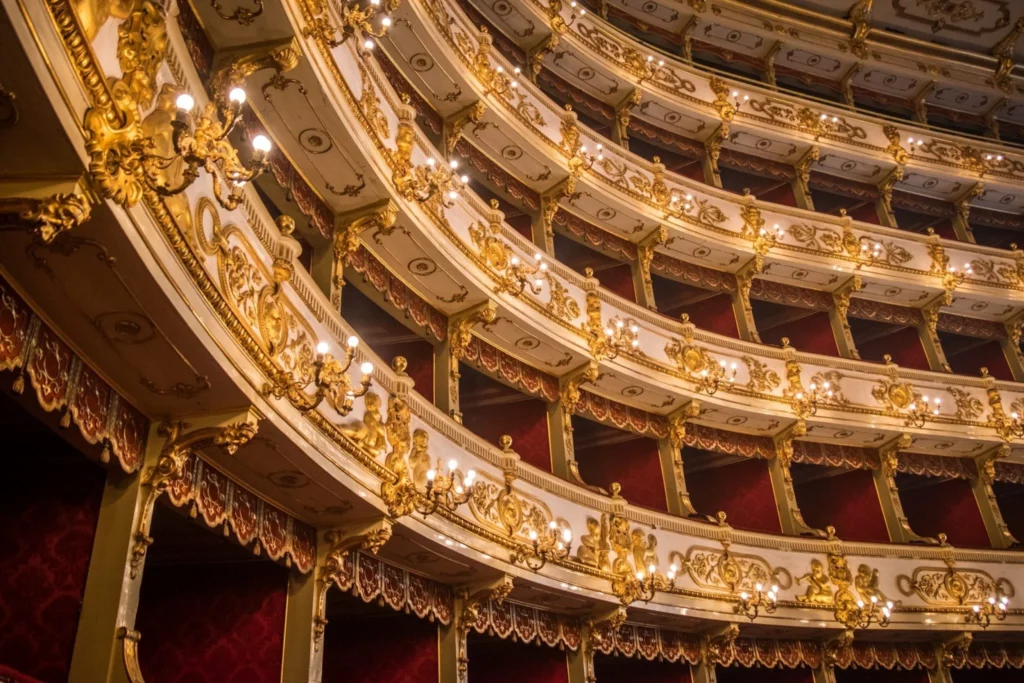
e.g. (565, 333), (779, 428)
(396, 157), (469, 207)
(904, 393), (941, 428)
(498, 251), (547, 297)
(793, 380), (835, 418)
(619, 561), (679, 604)
(511, 520), (573, 570)
(145, 87), (271, 210)
(695, 359), (738, 396)
(735, 582), (778, 621)
(965, 595), (1010, 629)
(845, 595), (895, 629)
(262, 337), (373, 414)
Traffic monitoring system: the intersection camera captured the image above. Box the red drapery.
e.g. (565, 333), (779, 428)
(685, 452), (781, 534)
(0, 402), (104, 683)
(898, 477), (991, 548)
(685, 294), (740, 339)
(376, 339), (435, 403)
(462, 398), (552, 472)
(952, 668), (1024, 683)
(468, 635), (568, 683)
(794, 468), (890, 543)
(324, 606), (439, 683)
(136, 561), (288, 683)
(992, 482), (1024, 542)
(594, 653), (692, 682)
(577, 436), (668, 512)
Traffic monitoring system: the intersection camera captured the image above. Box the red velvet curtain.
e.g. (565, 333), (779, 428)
(717, 666), (814, 683)
(0, 419), (104, 682)
(794, 468), (890, 543)
(897, 477), (990, 548)
(759, 311), (839, 356)
(468, 635), (567, 683)
(594, 654), (692, 682)
(685, 453), (781, 534)
(856, 326), (931, 371)
(945, 339), (1013, 381)
(324, 607), (438, 682)
(136, 561), (288, 683)
(835, 668), (930, 683)
(686, 294), (739, 339)
(760, 183), (798, 208)
(577, 436), (668, 512)
(462, 398), (552, 472)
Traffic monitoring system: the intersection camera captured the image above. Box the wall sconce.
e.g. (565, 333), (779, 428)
(1004, 411), (1024, 439)
(567, 141), (603, 178)
(498, 252), (547, 296)
(729, 89), (750, 110)
(965, 595), (1009, 629)
(511, 521), (573, 570)
(614, 562), (679, 604)
(695, 359), (737, 396)
(904, 394), (941, 428)
(638, 55), (666, 85)
(735, 582), (778, 621)
(594, 317), (640, 360)
(311, 0), (397, 49)
(148, 88), (271, 210)
(793, 380), (834, 418)
(942, 263), (973, 294)
(753, 222), (785, 257)
(396, 157), (469, 207)
(484, 65), (521, 98)
(262, 336), (373, 414)
(383, 457), (478, 519)
(840, 595), (894, 629)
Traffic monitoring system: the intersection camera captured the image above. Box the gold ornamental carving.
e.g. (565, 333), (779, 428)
(130, 415), (260, 578)
(665, 324), (736, 395)
(896, 558), (1014, 606)
(469, 463), (560, 544)
(449, 300), (498, 360)
(685, 541), (790, 595)
(10, 189), (94, 244)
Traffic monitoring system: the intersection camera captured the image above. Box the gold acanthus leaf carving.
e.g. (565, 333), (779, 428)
(685, 543), (790, 594)
(896, 560), (1014, 607)
(743, 357), (780, 393)
(546, 277), (581, 319)
(947, 387), (984, 421)
(468, 470), (556, 541)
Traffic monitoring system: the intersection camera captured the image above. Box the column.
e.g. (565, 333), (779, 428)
(812, 666), (837, 683)
(829, 277), (861, 360)
(439, 577), (514, 683)
(971, 448), (1018, 549)
(733, 262), (761, 343)
(280, 563), (322, 683)
(1001, 315), (1024, 381)
(70, 408), (260, 682)
(332, 199), (399, 312)
(872, 435), (931, 544)
(435, 338), (461, 422)
(658, 402), (701, 517)
(769, 423), (824, 537)
(310, 238), (340, 311)
(703, 127), (725, 188)
(611, 90), (640, 150)
(951, 183), (982, 243)
(548, 399), (577, 481)
(918, 299), (952, 373)
(538, 180), (572, 255)
(634, 226), (666, 311)
(691, 661), (718, 683)
(875, 167), (901, 229)
(792, 146), (818, 212)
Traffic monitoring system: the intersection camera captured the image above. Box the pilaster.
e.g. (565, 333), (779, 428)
(971, 446), (1018, 549)
(875, 167), (902, 229)
(792, 146), (818, 211)
(659, 401), (702, 516)
(551, 361), (599, 482)
(439, 576), (514, 683)
(1001, 313), (1024, 381)
(634, 226), (666, 310)
(690, 661), (718, 683)
(702, 126), (725, 189)
(733, 260), (761, 343)
(280, 562), (322, 683)
(951, 183), (982, 244)
(331, 199), (399, 312)
(918, 299), (952, 373)
(435, 337), (461, 421)
(829, 276), (861, 360)
(769, 421), (823, 537)
(872, 434), (932, 544)
(611, 90), (640, 150)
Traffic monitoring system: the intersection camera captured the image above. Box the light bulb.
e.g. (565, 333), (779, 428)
(460, 175), (468, 183)
(175, 93), (195, 112)
(364, 39), (374, 50)
(562, 528), (572, 542)
(648, 563), (656, 574)
(381, 15), (391, 26)
(448, 459), (458, 472)
(347, 335), (359, 348)
(360, 362), (374, 374)
(549, 520), (558, 529)
(465, 469), (476, 481)
(529, 530), (538, 541)
(229, 88), (247, 105)
(252, 135), (272, 153)
(426, 469), (436, 481)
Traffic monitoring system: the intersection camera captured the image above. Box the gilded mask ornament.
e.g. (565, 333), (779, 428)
(262, 337), (373, 415)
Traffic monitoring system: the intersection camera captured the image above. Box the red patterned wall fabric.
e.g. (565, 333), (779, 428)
(462, 398), (552, 472)
(0, 403), (104, 682)
(469, 635), (569, 683)
(0, 275), (147, 473)
(831, 642), (935, 670)
(758, 311), (840, 357)
(793, 467), (890, 543)
(994, 462), (1024, 485)
(136, 562), (287, 683)
(324, 604), (439, 683)
(945, 339), (1013, 381)
(594, 654), (692, 683)
(577, 436), (668, 512)
(685, 454), (781, 534)
(835, 669), (930, 683)
(897, 477), (990, 548)
(685, 425), (776, 460)
(856, 325), (931, 371)
(716, 666), (813, 683)
(992, 481), (1024, 541)
(684, 293), (741, 338)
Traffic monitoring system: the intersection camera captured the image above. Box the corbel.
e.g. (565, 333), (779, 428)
(526, 33), (560, 82)
(953, 182), (983, 235)
(821, 629), (855, 668)
(678, 15), (698, 63)
(130, 408), (262, 578)
(0, 173), (97, 244)
(991, 18), (1024, 94)
(313, 518), (394, 649)
(448, 299), (499, 361)
(209, 37), (302, 96)
(613, 89), (642, 148)
(575, 606), (629, 683)
(840, 63), (860, 106)
(764, 41), (782, 89)
(557, 360), (601, 489)
(703, 122), (728, 187)
(635, 225), (667, 309)
(443, 101), (487, 159)
(539, 176), (576, 253)
(455, 575), (515, 683)
(938, 632), (973, 671)
(846, 0), (873, 59)
(876, 165), (903, 226)
(733, 257), (762, 342)
(912, 80), (936, 124)
(701, 623), (740, 666)
(661, 400), (703, 517)
(830, 274), (862, 359)
(770, 420), (826, 538)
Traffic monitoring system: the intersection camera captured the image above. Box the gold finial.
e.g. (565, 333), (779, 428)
(883, 354), (893, 365)
(500, 434), (513, 451)
(680, 313), (690, 324)
(652, 156), (661, 164)
(276, 215), (295, 237)
(839, 208), (847, 217)
(400, 93), (411, 104)
(926, 227), (935, 236)
(938, 532), (948, 546)
(742, 187), (751, 196)
(826, 525), (837, 541)
(610, 482), (622, 498)
(391, 356), (408, 375)
(980, 367), (990, 378)
(489, 198), (499, 210)
(584, 267), (594, 278)
(781, 337), (791, 348)
(716, 511), (728, 526)
(564, 103), (573, 112)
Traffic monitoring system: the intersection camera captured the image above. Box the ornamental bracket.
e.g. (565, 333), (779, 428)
(449, 299), (499, 360)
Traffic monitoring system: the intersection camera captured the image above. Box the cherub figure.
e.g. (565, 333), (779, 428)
(341, 391), (387, 457)
(796, 559), (833, 604)
(408, 428), (431, 490)
(854, 564), (885, 604)
(384, 395), (411, 474)
(631, 529), (649, 572)
(609, 516), (633, 575)
(576, 515), (612, 571)
(643, 534), (659, 571)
